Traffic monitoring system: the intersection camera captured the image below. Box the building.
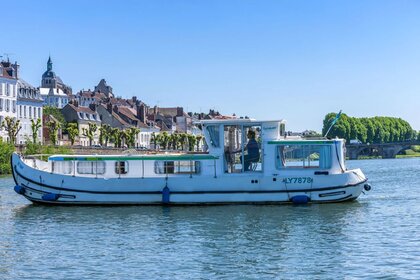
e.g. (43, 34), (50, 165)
(94, 79), (114, 98)
(39, 56), (71, 108)
(113, 102), (159, 148)
(16, 79), (44, 144)
(147, 106), (194, 133)
(62, 102), (101, 146)
(0, 60), (18, 142)
(76, 89), (107, 107)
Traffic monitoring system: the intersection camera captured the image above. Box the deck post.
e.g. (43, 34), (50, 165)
(142, 159), (144, 179)
(73, 161), (75, 177)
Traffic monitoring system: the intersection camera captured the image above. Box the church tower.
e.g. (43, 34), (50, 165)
(41, 56), (57, 88)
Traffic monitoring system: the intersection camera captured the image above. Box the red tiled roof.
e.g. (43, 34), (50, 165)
(117, 107), (149, 128)
(67, 103), (96, 114)
(0, 62), (17, 80)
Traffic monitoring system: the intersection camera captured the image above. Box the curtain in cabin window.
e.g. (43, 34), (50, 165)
(206, 125), (220, 147)
(319, 145), (332, 169)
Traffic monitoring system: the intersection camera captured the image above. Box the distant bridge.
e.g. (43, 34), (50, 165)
(346, 141), (420, 159)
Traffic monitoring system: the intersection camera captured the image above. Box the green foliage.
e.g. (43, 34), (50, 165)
(169, 133), (179, 150)
(187, 134), (197, 151)
(125, 127), (140, 148)
(99, 124), (112, 146)
(43, 106), (66, 129)
(46, 119), (61, 145)
(158, 132), (170, 150)
(111, 128), (123, 148)
(411, 145), (420, 153)
(67, 122), (79, 145)
(1, 116), (22, 145)
(322, 113), (416, 144)
(151, 132), (160, 149)
(82, 122), (98, 146)
(30, 118), (42, 144)
(178, 133), (188, 151)
(0, 140), (15, 174)
(25, 142), (72, 160)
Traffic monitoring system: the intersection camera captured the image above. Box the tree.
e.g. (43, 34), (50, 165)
(195, 135), (203, 151)
(159, 132), (170, 150)
(187, 134), (197, 151)
(30, 118), (42, 144)
(82, 122), (98, 146)
(43, 106), (66, 130)
(99, 124), (112, 146)
(46, 119), (61, 146)
(178, 133), (188, 151)
(1, 117), (21, 145)
(0, 139), (15, 174)
(322, 113), (416, 143)
(111, 128), (123, 148)
(169, 133), (179, 150)
(151, 132), (160, 150)
(125, 127), (140, 148)
(67, 122), (79, 145)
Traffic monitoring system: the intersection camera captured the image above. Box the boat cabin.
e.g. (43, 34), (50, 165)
(201, 119), (346, 176)
(40, 119), (346, 179)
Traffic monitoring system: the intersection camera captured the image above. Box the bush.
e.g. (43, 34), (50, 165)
(24, 142), (72, 157)
(0, 140), (15, 175)
(412, 145), (420, 153)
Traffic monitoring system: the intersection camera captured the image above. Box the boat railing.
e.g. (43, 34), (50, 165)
(23, 154), (52, 171)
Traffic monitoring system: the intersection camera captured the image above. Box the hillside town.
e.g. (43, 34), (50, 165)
(0, 56), (238, 150)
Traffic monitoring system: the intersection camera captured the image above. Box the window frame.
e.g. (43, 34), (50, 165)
(154, 161), (201, 175)
(115, 161), (129, 175)
(77, 161), (106, 175)
(276, 144), (332, 170)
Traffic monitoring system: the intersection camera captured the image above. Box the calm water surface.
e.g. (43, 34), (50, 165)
(1, 158), (419, 279)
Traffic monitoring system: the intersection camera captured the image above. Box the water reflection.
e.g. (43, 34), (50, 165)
(2, 158), (419, 279)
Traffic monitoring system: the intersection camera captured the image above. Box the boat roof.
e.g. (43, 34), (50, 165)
(198, 119), (286, 125)
(49, 154), (219, 161)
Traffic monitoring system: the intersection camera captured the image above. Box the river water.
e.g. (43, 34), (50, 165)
(0, 158), (419, 279)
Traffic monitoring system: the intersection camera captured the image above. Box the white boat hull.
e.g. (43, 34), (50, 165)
(11, 153), (367, 205)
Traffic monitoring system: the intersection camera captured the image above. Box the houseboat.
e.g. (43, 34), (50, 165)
(11, 119), (370, 205)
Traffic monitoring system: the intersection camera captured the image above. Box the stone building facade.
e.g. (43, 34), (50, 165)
(0, 60), (18, 142)
(16, 79), (44, 144)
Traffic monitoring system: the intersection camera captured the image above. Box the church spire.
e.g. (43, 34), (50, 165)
(47, 56), (52, 71)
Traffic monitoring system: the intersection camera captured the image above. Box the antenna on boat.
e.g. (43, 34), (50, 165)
(324, 110), (342, 138)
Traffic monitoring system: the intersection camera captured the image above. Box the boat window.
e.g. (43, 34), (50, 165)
(206, 125), (220, 147)
(154, 161), (201, 174)
(224, 125), (262, 173)
(77, 161), (106, 174)
(277, 144), (332, 169)
(52, 161), (73, 174)
(115, 161), (129, 174)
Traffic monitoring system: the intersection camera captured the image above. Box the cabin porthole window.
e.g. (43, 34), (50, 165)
(115, 161), (129, 174)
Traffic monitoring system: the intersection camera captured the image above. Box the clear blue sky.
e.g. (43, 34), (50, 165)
(3, 0), (420, 131)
